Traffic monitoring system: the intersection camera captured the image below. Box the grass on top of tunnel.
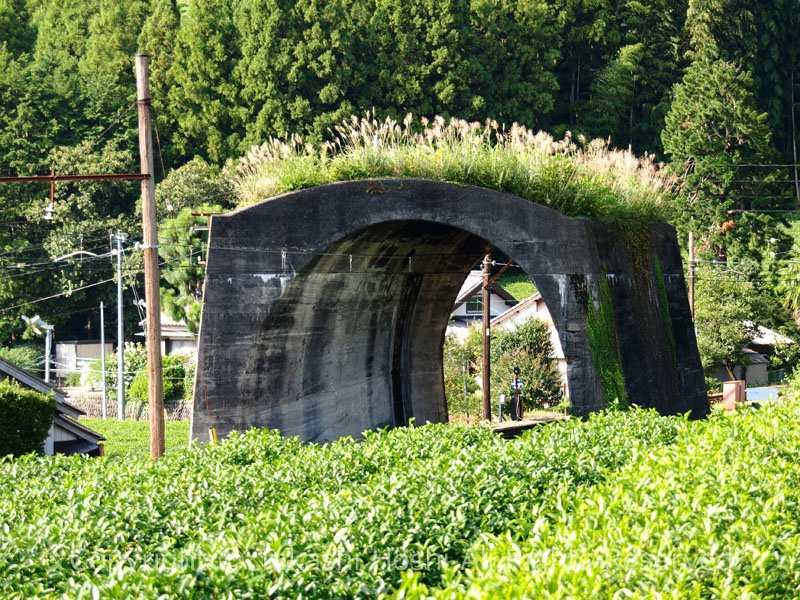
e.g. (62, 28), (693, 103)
(232, 112), (674, 224)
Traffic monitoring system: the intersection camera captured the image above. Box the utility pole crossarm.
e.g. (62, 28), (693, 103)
(484, 260), (514, 289)
(0, 174), (149, 183)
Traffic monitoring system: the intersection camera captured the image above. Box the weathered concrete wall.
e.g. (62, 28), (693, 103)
(191, 178), (707, 443)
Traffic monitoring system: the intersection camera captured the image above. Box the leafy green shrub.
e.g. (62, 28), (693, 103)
(180, 349), (197, 401)
(82, 342), (148, 395)
(0, 380), (55, 457)
(491, 317), (562, 412)
(0, 407), (686, 597)
(397, 404), (800, 598)
(443, 331), (482, 418)
(705, 375), (722, 394)
(129, 353), (187, 405)
(769, 339), (800, 372)
(5, 406), (800, 597)
(65, 372), (82, 387)
(0, 344), (40, 375)
(784, 366), (800, 397)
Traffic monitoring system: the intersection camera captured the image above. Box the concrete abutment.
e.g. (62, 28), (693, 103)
(191, 179), (707, 443)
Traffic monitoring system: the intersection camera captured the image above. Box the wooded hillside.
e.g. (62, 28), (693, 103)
(0, 0), (798, 353)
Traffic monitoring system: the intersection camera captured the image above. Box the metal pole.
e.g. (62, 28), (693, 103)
(498, 393), (505, 423)
(44, 327), (51, 383)
(136, 54), (165, 459)
(116, 231), (125, 420)
(100, 301), (107, 419)
(482, 254), (491, 420)
(688, 230), (695, 320)
(462, 363), (468, 415)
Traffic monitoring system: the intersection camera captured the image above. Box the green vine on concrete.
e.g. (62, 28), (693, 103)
(619, 219), (652, 293)
(587, 273), (628, 409)
(654, 255), (677, 368)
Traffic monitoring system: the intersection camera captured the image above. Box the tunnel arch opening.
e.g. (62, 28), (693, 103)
(238, 219), (567, 441)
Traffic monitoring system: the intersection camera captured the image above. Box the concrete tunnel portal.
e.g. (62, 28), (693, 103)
(191, 178), (708, 443)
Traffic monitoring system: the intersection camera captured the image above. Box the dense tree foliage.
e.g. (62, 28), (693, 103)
(0, 0), (798, 357)
(694, 270), (758, 378)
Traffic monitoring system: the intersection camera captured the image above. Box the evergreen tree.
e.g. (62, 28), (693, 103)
(586, 43), (644, 146)
(168, 0), (242, 162)
(685, 0), (799, 155)
(235, 0), (365, 144)
(464, 0), (560, 125)
(662, 58), (784, 262)
(582, 0), (687, 155)
(0, 0), (35, 56)
(549, 0), (623, 134)
(29, 0), (99, 60)
(137, 0), (181, 168)
(82, 0), (148, 89)
(158, 205), (222, 333)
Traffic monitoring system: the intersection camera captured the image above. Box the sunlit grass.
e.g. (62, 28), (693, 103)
(79, 418), (190, 459)
(231, 112), (675, 223)
(497, 272), (538, 300)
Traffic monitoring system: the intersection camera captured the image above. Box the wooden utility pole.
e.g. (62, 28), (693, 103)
(136, 54), (165, 459)
(482, 254), (491, 420)
(688, 230), (695, 321)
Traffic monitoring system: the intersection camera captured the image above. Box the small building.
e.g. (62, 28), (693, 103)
(448, 271), (519, 340)
(713, 349), (769, 388)
(746, 322), (795, 358)
(55, 340), (114, 381)
(0, 356), (104, 456)
(137, 312), (196, 355)
(711, 324), (795, 388)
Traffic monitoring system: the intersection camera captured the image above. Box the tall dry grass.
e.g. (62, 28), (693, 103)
(231, 112), (675, 222)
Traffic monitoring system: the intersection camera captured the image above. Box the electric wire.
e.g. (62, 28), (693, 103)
(0, 250), (202, 314)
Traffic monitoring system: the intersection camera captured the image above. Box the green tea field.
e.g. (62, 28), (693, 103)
(2, 404), (800, 598)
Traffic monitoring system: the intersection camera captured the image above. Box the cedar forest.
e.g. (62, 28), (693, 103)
(1, 0), (800, 384)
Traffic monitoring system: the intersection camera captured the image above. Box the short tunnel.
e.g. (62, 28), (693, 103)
(191, 178), (707, 443)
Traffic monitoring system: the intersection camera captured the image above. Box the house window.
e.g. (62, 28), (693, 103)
(466, 295), (483, 315)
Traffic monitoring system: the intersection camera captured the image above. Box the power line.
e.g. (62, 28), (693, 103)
(0, 250), (200, 313)
(0, 276), (118, 313)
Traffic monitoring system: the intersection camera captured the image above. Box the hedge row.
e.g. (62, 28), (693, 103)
(0, 380), (55, 457)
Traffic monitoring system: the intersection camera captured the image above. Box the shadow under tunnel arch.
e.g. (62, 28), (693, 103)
(241, 220), (501, 441)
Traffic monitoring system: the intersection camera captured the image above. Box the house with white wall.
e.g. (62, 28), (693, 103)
(448, 271), (519, 340)
(137, 312), (196, 355)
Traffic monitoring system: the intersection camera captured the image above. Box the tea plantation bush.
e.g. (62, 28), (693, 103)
(1, 404), (799, 598)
